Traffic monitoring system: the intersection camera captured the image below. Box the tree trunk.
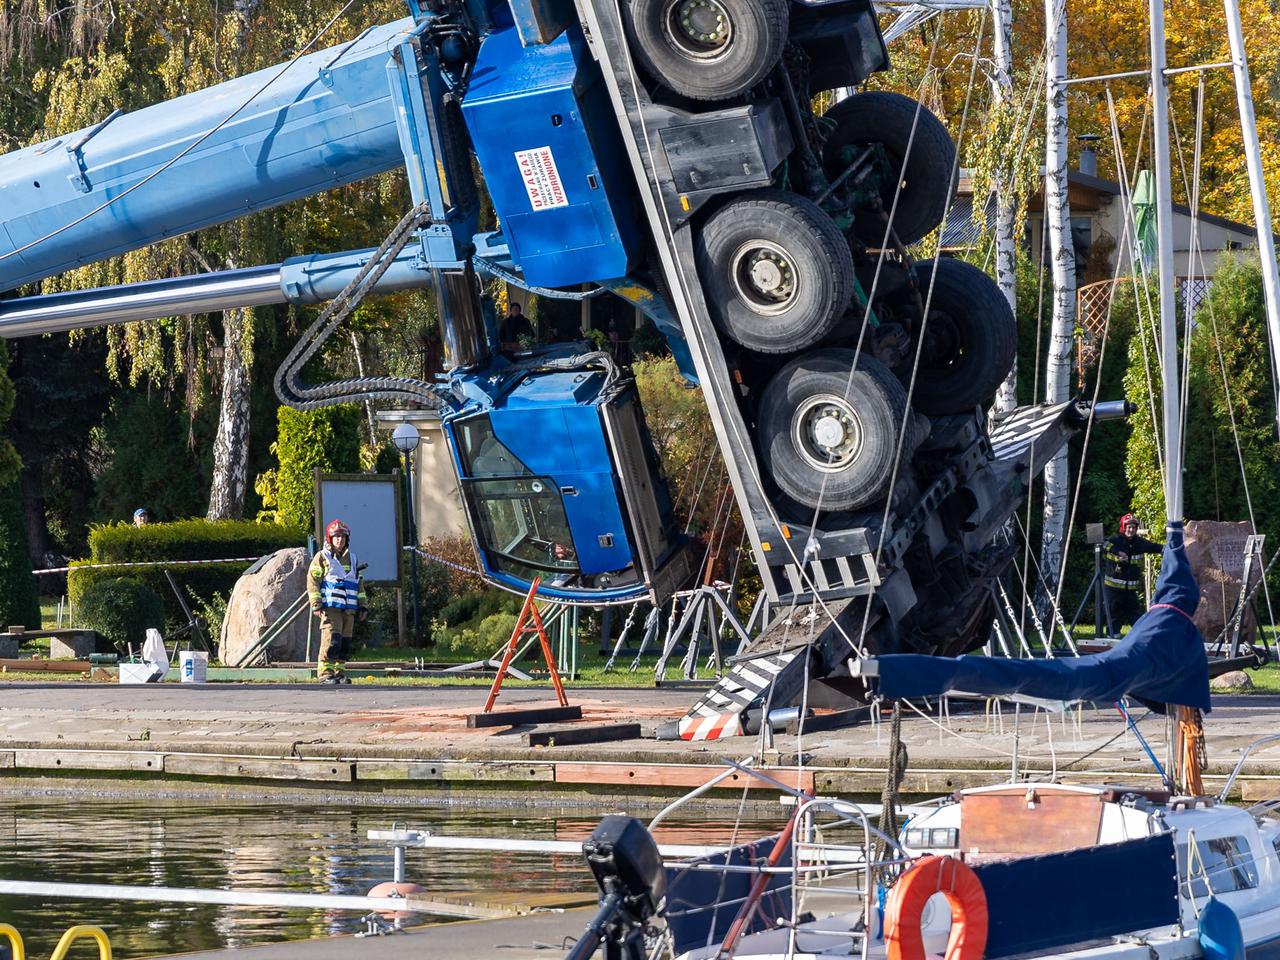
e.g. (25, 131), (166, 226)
(1040, 0), (1076, 603)
(20, 461), (51, 566)
(992, 0), (1019, 418)
(207, 308), (252, 520)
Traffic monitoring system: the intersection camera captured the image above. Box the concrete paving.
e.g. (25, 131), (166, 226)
(0, 684), (1279, 799)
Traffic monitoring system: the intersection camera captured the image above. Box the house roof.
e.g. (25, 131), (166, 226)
(952, 169), (1260, 238)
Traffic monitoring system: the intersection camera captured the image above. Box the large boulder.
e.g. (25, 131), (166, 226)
(1183, 520), (1260, 648)
(220, 548), (312, 666)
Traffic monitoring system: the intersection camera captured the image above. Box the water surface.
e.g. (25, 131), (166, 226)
(0, 799), (777, 958)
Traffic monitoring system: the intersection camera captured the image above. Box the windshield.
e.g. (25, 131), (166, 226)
(465, 479), (580, 576)
(456, 415), (531, 478)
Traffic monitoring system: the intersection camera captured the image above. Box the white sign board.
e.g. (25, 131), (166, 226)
(515, 146), (568, 211)
(315, 474), (403, 584)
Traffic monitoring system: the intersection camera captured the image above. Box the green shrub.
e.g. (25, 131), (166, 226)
(0, 481), (40, 630)
(437, 611), (518, 658)
(69, 519), (305, 626)
(77, 577), (166, 652)
(272, 405), (362, 531)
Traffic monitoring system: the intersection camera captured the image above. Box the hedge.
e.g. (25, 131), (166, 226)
(77, 577), (166, 651)
(275, 405), (362, 531)
(69, 519), (306, 627)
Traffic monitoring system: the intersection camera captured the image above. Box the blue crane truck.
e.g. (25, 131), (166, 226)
(0, 0), (1122, 735)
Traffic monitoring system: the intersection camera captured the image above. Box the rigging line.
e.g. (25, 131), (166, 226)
(1108, 88), (1166, 488)
(1018, 158), (1053, 640)
(978, 20), (1054, 274)
(1168, 82), (1202, 447)
(845, 8), (990, 657)
(1051, 88), (1155, 617)
(0, 0), (367, 266)
(1012, 509), (1081, 641)
(803, 22), (948, 528)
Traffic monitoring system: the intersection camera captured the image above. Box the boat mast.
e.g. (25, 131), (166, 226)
(1148, 0), (1182, 525)
(1222, 0), (1280, 443)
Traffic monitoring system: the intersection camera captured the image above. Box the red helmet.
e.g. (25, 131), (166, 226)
(325, 519), (350, 544)
(1119, 513), (1137, 529)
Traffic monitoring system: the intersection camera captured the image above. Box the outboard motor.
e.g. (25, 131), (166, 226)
(565, 816), (667, 960)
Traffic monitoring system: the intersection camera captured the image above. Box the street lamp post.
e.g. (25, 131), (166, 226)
(391, 423), (421, 639)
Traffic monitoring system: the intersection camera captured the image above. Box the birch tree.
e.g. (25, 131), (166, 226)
(991, 0), (1019, 416)
(1041, 0), (1076, 602)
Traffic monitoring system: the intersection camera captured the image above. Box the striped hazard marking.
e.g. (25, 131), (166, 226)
(674, 650), (800, 741)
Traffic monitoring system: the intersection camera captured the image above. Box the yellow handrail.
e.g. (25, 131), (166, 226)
(0, 923), (25, 960)
(48, 926), (111, 960)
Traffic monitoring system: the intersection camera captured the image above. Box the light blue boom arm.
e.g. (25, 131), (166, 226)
(0, 19), (440, 292)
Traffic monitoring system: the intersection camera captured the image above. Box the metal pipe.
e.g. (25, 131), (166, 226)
(0, 246), (434, 339)
(1222, 0), (1280, 446)
(366, 831), (728, 859)
(0, 266), (284, 338)
(1091, 399), (1137, 421)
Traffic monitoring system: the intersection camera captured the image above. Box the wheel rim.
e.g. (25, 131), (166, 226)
(792, 394), (864, 472)
(729, 239), (800, 315)
(663, 0), (734, 62)
(921, 311), (964, 370)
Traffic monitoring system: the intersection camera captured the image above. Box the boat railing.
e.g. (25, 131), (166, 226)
(784, 797), (904, 960)
(1219, 733), (1280, 803)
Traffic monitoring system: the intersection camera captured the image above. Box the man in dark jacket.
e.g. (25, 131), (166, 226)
(1104, 512), (1162, 633)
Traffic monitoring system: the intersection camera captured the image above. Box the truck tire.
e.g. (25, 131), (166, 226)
(758, 349), (913, 511)
(909, 258), (1016, 415)
(625, 0), (788, 101)
(696, 190), (853, 354)
(822, 92), (956, 246)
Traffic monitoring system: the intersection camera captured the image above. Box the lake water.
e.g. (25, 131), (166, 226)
(0, 798), (779, 958)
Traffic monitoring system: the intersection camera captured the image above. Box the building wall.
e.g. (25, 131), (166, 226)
(380, 414), (470, 543)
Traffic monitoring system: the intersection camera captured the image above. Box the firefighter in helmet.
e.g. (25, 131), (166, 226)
(1103, 512), (1162, 634)
(308, 519), (368, 684)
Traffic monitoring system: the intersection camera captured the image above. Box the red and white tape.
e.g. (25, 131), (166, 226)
(33, 557), (264, 575)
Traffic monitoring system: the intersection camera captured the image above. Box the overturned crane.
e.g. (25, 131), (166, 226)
(0, 0), (1121, 733)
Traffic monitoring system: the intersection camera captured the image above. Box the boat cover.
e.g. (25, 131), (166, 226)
(973, 833), (1180, 957)
(875, 523), (1211, 711)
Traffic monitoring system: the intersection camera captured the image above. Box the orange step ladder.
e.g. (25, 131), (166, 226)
(483, 577), (568, 712)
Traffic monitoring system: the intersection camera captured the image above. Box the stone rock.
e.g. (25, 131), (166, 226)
(1183, 520), (1260, 647)
(220, 548), (312, 666)
(1210, 670), (1253, 691)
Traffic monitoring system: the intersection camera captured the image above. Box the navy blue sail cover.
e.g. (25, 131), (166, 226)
(876, 523), (1210, 711)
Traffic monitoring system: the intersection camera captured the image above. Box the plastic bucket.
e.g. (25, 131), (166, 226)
(179, 651), (208, 683)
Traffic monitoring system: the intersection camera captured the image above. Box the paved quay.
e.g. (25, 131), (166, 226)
(144, 908), (601, 960)
(1, 684), (1279, 801)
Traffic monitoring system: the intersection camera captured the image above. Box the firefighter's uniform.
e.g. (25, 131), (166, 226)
(1103, 526), (1162, 633)
(308, 523), (367, 683)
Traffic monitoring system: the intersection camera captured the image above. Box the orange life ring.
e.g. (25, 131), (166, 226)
(885, 855), (988, 960)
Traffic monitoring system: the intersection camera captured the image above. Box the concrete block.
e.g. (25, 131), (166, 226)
(49, 631), (100, 659)
(0, 752), (14, 770)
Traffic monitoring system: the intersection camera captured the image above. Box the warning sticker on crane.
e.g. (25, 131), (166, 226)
(515, 146), (568, 211)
